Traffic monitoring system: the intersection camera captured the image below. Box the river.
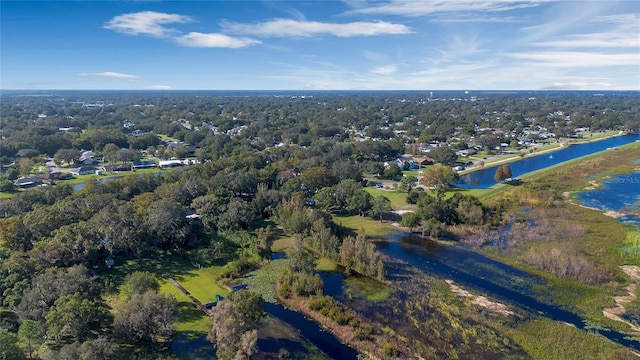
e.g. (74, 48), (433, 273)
(373, 232), (640, 351)
(458, 133), (640, 188)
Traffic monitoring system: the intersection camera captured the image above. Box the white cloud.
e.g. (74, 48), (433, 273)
(429, 14), (522, 23)
(176, 32), (261, 48)
(105, 11), (260, 49)
(346, 0), (549, 17)
(508, 51), (640, 67)
(221, 19), (411, 37)
(533, 34), (640, 49)
(104, 11), (192, 37)
(542, 82), (614, 90)
(370, 65), (398, 75)
(150, 85), (172, 89)
(531, 12), (640, 49)
(78, 72), (139, 79)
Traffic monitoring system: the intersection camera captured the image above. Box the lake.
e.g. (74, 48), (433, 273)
(458, 133), (640, 188)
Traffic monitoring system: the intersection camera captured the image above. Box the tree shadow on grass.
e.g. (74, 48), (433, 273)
(176, 301), (209, 325)
(97, 250), (199, 285)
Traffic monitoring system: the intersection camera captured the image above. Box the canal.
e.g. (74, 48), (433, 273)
(458, 133), (640, 188)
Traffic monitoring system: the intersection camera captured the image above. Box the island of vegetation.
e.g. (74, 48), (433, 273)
(0, 90), (639, 359)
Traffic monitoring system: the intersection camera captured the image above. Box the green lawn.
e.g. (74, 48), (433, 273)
(102, 251), (229, 334)
(271, 237), (294, 253)
(161, 284), (213, 334)
(363, 187), (415, 210)
(332, 214), (395, 238)
(315, 257), (339, 271)
(63, 167), (164, 185)
(0, 192), (13, 199)
(401, 170), (422, 178)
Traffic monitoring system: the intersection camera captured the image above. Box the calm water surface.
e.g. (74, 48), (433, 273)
(458, 134), (640, 188)
(578, 171), (640, 228)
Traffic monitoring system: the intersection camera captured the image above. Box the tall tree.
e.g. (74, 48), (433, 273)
(420, 165), (459, 189)
(399, 175), (418, 193)
(208, 290), (265, 360)
(144, 199), (190, 249)
(400, 212), (421, 232)
(18, 319), (45, 360)
(0, 328), (22, 360)
(53, 149), (79, 166)
(347, 189), (373, 216)
(300, 166), (335, 193)
(19, 158), (34, 177)
(494, 166), (505, 182)
(494, 164), (512, 182)
(429, 146), (457, 166)
(113, 291), (177, 349)
(45, 293), (109, 344)
(502, 164), (512, 179)
(370, 195), (391, 222)
(121, 271), (159, 300)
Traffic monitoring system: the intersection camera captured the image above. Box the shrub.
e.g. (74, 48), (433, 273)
(307, 296), (354, 325)
(382, 343), (399, 358)
(354, 323), (374, 340)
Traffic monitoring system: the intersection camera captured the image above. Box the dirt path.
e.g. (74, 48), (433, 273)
(602, 266), (640, 333)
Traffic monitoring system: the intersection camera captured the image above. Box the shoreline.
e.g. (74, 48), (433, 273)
(460, 131), (629, 175)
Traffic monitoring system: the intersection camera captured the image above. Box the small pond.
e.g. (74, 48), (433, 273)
(577, 171), (640, 228)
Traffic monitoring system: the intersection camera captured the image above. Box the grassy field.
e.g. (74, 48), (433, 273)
(315, 257), (339, 271)
(363, 187), (415, 210)
(271, 237), (294, 253)
(0, 192), (12, 199)
(102, 251), (229, 334)
(332, 214), (396, 238)
(63, 167), (164, 185)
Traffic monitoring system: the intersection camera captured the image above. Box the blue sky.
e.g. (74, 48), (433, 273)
(2, 1), (639, 90)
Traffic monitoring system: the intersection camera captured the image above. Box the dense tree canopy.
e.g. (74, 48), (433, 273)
(0, 90), (638, 358)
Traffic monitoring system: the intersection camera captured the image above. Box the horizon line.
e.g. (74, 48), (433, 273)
(2, 89), (639, 92)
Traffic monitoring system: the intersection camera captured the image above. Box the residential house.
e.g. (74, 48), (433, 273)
(103, 163), (131, 172)
(159, 160), (184, 169)
(75, 151), (97, 165)
(35, 170), (70, 183)
(132, 160), (157, 170)
(14, 176), (43, 188)
(386, 155), (420, 170)
(70, 166), (99, 176)
(455, 148), (478, 157)
(412, 156), (434, 167)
